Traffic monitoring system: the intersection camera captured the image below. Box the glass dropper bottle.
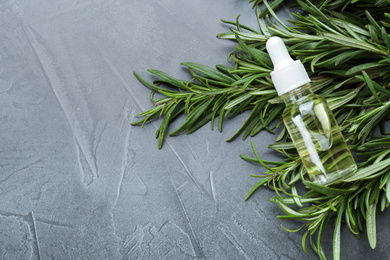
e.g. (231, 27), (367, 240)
(266, 36), (357, 185)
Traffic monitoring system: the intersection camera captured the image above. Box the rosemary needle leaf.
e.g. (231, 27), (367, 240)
(291, 183), (303, 207)
(226, 101), (262, 142)
(366, 203), (377, 249)
(345, 63), (386, 75)
(317, 218), (328, 260)
(133, 71), (170, 92)
(268, 142), (296, 150)
(310, 233), (319, 255)
(302, 180), (358, 196)
(181, 62), (235, 84)
(362, 70), (383, 105)
(148, 69), (188, 90)
(275, 125), (286, 142)
(386, 178), (390, 203)
(333, 201), (346, 260)
(271, 197), (312, 218)
(157, 103), (178, 149)
(239, 153), (284, 165)
(323, 33), (387, 55)
(223, 93), (252, 110)
(245, 176), (270, 201)
(246, 119), (262, 138)
(218, 108), (224, 133)
(186, 110), (214, 134)
(344, 157), (390, 182)
(235, 36), (272, 68)
(170, 97), (215, 136)
(365, 10), (382, 33)
(381, 192), (387, 212)
(281, 224), (305, 232)
(250, 139), (273, 171)
(302, 230), (310, 255)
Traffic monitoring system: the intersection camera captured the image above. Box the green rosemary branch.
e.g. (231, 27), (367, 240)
(242, 138), (390, 259)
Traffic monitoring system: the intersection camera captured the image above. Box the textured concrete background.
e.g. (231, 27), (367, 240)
(1, 0), (389, 259)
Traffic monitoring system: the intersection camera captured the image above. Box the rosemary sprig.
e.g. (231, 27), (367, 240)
(132, 0), (390, 259)
(131, 62), (278, 148)
(243, 138), (390, 259)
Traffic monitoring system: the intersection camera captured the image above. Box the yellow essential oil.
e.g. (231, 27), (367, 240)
(266, 36), (357, 185)
(282, 84), (356, 184)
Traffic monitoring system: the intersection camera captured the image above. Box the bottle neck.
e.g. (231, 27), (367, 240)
(281, 83), (313, 104)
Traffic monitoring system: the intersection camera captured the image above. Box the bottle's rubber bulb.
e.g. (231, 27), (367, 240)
(266, 37), (311, 96)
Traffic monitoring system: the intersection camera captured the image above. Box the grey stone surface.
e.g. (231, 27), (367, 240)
(0, 0), (389, 259)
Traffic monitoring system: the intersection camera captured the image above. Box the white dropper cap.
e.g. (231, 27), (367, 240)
(266, 36), (311, 96)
